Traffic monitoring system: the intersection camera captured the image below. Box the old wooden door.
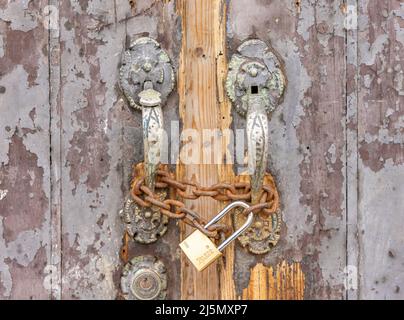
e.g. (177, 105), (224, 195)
(0, 0), (403, 300)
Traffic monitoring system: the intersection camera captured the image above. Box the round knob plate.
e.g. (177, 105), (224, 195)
(121, 256), (167, 300)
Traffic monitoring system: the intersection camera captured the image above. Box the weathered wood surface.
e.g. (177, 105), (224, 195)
(176, 0), (237, 300)
(0, 0), (403, 300)
(356, 0), (404, 300)
(0, 0), (51, 299)
(228, 0), (347, 299)
(56, 0), (181, 299)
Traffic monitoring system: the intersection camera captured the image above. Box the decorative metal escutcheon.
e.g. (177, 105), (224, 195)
(120, 195), (169, 244)
(119, 37), (175, 109)
(226, 39), (286, 254)
(233, 176), (282, 255)
(119, 37), (175, 243)
(121, 255), (167, 300)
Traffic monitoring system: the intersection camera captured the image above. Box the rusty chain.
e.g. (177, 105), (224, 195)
(130, 165), (279, 240)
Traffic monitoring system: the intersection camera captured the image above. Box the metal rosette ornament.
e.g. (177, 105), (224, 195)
(226, 39), (286, 254)
(232, 175), (282, 255)
(119, 37), (175, 109)
(120, 193), (168, 244)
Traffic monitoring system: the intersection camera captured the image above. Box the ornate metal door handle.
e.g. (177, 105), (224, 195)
(120, 37), (174, 191)
(139, 81), (163, 191)
(119, 37), (175, 243)
(226, 39), (286, 254)
(226, 39), (286, 203)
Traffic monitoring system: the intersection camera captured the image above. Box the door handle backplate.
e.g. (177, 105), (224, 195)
(226, 39), (286, 254)
(119, 37), (175, 244)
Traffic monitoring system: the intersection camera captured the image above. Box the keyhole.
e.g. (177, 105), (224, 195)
(251, 86), (259, 94)
(140, 276), (152, 289)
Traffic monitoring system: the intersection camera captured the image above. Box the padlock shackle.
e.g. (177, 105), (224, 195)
(217, 212), (253, 252)
(204, 201), (254, 252)
(205, 201), (250, 229)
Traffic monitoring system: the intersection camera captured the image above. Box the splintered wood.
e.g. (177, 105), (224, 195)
(242, 262), (305, 300)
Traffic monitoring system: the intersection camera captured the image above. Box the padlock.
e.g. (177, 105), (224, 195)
(179, 201), (254, 272)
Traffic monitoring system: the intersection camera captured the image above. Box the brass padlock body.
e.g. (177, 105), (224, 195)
(179, 201), (254, 272)
(179, 230), (222, 272)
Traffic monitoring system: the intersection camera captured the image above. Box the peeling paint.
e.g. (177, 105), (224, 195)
(359, 34), (389, 67)
(0, 27), (43, 87)
(359, 162), (404, 299)
(0, 0), (51, 300)
(65, 61), (111, 194)
(57, 0), (162, 299)
(0, 133), (48, 243)
(0, 0), (39, 32)
(5, 246), (48, 299)
(294, 0), (346, 298)
(356, 0), (404, 300)
(358, 1), (404, 174)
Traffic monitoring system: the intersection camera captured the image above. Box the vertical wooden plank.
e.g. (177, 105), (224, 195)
(0, 0), (52, 299)
(122, 1), (182, 300)
(58, 0), (181, 299)
(58, 0), (131, 299)
(357, 0), (404, 299)
(227, 0), (347, 299)
(49, 0), (63, 300)
(346, 0), (359, 300)
(177, 0), (236, 300)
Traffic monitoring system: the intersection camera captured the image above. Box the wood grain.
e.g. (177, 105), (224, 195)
(241, 262), (305, 300)
(176, 0), (236, 300)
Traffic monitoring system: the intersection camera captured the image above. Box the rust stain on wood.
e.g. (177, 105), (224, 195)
(241, 261), (305, 300)
(119, 231), (130, 264)
(128, 0), (135, 9)
(295, 0), (301, 14)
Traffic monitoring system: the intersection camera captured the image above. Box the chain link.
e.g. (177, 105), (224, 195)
(130, 166), (279, 239)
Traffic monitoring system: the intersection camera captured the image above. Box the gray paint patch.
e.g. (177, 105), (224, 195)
(359, 162), (404, 299)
